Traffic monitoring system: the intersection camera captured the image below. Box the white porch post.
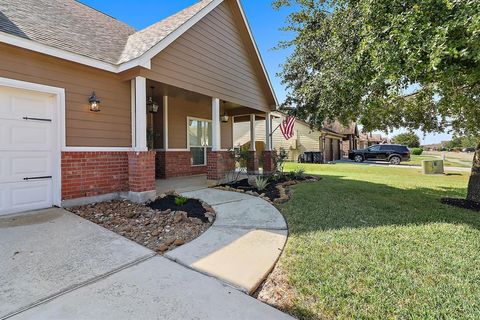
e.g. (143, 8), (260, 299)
(250, 114), (256, 151)
(134, 76), (147, 151)
(211, 97), (221, 151)
(163, 95), (169, 150)
(265, 112), (272, 151)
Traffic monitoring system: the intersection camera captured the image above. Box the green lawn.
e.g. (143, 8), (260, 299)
(276, 163), (480, 319)
(409, 155), (471, 168)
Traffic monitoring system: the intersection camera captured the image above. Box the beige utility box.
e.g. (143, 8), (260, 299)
(422, 160), (444, 174)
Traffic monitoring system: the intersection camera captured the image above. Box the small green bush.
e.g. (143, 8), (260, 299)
(288, 168), (306, 180)
(255, 176), (269, 191)
(174, 196), (188, 206)
(411, 148), (424, 156)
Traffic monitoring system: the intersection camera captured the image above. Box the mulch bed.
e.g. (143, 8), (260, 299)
(441, 197), (480, 211)
(148, 195), (209, 222)
(223, 178), (282, 200)
(68, 197), (215, 254)
(219, 175), (319, 202)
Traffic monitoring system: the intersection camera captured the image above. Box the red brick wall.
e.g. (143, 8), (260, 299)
(247, 151), (259, 174)
(128, 151), (156, 192)
(207, 151), (235, 180)
(156, 151), (207, 179)
(263, 151), (277, 174)
(62, 152), (129, 200)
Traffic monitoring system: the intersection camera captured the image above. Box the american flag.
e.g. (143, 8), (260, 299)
(280, 116), (295, 140)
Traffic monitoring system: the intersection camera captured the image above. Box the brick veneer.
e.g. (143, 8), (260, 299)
(155, 151), (207, 179)
(247, 151), (259, 174)
(128, 151), (156, 192)
(61, 151), (156, 200)
(62, 152), (129, 200)
(207, 151), (235, 180)
(263, 151), (277, 174)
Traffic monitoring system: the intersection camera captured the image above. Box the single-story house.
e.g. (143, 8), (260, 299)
(234, 112), (345, 162)
(0, 0), (278, 216)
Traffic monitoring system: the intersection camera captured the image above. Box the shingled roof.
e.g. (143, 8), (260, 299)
(0, 0), (215, 65)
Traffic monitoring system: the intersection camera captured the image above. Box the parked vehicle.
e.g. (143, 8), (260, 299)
(348, 144), (411, 165)
(462, 147), (476, 153)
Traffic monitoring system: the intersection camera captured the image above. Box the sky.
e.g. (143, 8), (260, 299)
(80, 0), (451, 144)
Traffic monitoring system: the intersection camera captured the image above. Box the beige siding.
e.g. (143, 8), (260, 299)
(144, 2), (273, 112)
(234, 117), (321, 161)
(0, 43), (132, 147)
(163, 94), (232, 149)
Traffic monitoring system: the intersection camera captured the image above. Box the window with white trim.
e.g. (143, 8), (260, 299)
(188, 118), (212, 166)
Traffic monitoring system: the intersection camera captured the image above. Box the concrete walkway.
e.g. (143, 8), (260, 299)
(0, 190), (291, 319)
(166, 188), (288, 293)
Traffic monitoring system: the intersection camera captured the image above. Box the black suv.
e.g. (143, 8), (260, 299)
(348, 144), (411, 165)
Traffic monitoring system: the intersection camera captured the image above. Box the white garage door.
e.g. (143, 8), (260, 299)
(0, 86), (57, 216)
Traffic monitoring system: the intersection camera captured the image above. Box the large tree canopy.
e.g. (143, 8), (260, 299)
(274, 0), (480, 134)
(274, 0), (480, 201)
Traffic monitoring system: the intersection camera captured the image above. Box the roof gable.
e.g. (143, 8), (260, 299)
(147, 1), (277, 109)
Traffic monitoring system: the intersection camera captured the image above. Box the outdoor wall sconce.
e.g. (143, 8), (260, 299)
(89, 92), (101, 112)
(147, 86), (159, 113)
(221, 101), (229, 122)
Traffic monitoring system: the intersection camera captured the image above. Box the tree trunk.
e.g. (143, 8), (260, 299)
(466, 140), (480, 202)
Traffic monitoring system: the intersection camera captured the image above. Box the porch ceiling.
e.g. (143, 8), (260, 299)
(146, 79), (269, 116)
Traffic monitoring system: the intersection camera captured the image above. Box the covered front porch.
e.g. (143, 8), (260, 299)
(131, 77), (276, 191)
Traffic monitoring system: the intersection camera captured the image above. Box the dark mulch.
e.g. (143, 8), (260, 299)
(220, 178), (280, 201)
(441, 197), (480, 211)
(148, 195), (208, 222)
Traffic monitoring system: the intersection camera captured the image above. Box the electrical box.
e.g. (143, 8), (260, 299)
(422, 160), (444, 174)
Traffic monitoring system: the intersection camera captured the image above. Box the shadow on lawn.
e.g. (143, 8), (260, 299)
(282, 175), (480, 233)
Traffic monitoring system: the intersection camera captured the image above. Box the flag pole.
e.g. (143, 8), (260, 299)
(270, 124), (281, 137)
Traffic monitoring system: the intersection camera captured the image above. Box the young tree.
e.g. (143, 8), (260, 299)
(392, 132), (420, 148)
(274, 0), (480, 202)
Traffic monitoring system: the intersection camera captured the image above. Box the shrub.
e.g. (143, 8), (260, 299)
(255, 176), (269, 191)
(411, 148), (424, 155)
(288, 168), (306, 180)
(174, 196), (188, 206)
(276, 147), (289, 172)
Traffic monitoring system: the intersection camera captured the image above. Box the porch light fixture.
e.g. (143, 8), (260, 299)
(88, 92), (101, 112)
(221, 101), (229, 123)
(147, 86), (159, 113)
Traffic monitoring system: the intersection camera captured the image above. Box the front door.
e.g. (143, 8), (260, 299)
(0, 86), (56, 216)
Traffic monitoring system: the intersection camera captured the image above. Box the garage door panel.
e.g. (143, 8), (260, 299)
(0, 119), (53, 151)
(0, 87), (53, 120)
(0, 180), (53, 215)
(0, 151), (52, 183)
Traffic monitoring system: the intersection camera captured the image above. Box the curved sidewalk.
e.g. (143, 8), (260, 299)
(166, 188), (288, 294)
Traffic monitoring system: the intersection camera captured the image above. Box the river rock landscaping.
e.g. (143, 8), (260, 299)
(68, 194), (215, 254)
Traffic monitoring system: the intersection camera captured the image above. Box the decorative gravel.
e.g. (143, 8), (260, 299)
(68, 198), (214, 254)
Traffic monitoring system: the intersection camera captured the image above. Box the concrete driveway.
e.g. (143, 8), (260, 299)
(0, 208), (292, 320)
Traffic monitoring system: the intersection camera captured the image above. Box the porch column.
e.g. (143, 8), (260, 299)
(207, 98), (235, 183)
(134, 76), (147, 151)
(212, 97), (221, 151)
(263, 112), (276, 174)
(163, 95), (169, 150)
(247, 114), (258, 174)
(249, 114), (256, 151)
(265, 112), (272, 151)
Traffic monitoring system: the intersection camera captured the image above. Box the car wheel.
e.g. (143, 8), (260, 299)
(354, 154), (364, 163)
(389, 156), (401, 165)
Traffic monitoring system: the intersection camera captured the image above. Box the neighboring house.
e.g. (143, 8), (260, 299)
(0, 0), (278, 216)
(323, 121), (360, 157)
(234, 112), (345, 162)
(358, 133), (389, 149)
